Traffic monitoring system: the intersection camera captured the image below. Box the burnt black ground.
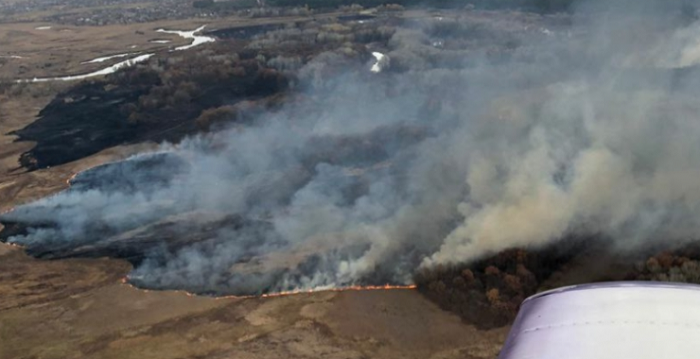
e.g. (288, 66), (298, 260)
(11, 81), (147, 170)
(10, 56), (288, 171)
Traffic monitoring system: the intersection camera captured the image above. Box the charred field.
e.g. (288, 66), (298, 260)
(4, 2), (700, 350)
(7, 43), (290, 170)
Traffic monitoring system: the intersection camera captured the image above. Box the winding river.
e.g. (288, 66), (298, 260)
(81, 52), (140, 64)
(15, 25), (215, 83)
(156, 25), (215, 51)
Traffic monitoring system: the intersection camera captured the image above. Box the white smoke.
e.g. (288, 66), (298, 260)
(5, 0), (700, 294)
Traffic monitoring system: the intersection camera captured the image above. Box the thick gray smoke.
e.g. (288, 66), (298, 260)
(5, 0), (700, 294)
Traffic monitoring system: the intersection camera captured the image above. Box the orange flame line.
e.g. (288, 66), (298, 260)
(119, 276), (416, 299)
(66, 172), (79, 186)
(31, 166), (419, 300)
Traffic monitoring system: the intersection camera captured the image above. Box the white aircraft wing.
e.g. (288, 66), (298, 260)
(499, 282), (700, 359)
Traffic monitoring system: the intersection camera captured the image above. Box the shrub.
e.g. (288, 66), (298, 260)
(195, 105), (236, 130)
(628, 249), (700, 285)
(415, 248), (550, 329)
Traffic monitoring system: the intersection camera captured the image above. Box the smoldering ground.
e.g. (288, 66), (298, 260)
(4, 0), (700, 295)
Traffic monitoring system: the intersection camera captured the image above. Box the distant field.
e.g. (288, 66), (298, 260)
(0, 17), (206, 201)
(0, 20), (205, 79)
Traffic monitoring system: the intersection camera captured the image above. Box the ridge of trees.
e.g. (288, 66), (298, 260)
(415, 249), (555, 329)
(267, 0), (577, 12)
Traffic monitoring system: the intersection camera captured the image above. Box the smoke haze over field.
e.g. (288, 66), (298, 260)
(5, 0), (700, 294)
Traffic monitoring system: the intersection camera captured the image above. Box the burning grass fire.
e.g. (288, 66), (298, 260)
(118, 274), (417, 300)
(4, 0), (700, 326)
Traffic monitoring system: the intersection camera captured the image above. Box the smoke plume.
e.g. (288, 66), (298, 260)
(5, 0), (700, 295)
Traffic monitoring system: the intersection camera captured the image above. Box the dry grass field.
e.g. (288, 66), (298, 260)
(0, 20), (200, 79)
(0, 10), (354, 80)
(0, 11), (511, 359)
(0, 99), (508, 359)
(0, 245), (509, 359)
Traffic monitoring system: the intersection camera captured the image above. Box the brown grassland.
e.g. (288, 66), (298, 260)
(0, 10), (511, 359)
